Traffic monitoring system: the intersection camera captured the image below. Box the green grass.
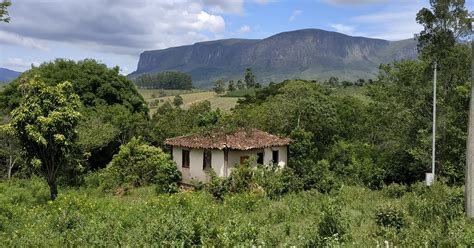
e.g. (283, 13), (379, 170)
(223, 88), (257, 97)
(141, 90), (241, 115)
(0, 178), (472, 247)
(332, 86), (371, 103)
(137, 89), (203, 100)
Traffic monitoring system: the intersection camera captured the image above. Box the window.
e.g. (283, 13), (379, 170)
(240, 156), (249, 165)
(203, 150), (212, 170)
(272, 150), (279, 164)
(182, 150), (190, 168)
(257, 152), (264, 164)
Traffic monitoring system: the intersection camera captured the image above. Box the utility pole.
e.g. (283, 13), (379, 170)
(466, 19), (474, 217)
(427, 62), (437, 187)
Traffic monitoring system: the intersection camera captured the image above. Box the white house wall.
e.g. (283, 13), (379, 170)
(171, 145), (288, 183)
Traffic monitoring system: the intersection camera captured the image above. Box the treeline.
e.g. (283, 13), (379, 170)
(134, 71), (193, 89)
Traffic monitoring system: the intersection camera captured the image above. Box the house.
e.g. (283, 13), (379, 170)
(164, 128), (291, 183)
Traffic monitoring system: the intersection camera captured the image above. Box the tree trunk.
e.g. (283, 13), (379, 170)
(7, 155), (12, 179)
(49, 180), (58, 200)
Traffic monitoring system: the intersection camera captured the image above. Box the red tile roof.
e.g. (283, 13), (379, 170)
(164, 128), (291, 150)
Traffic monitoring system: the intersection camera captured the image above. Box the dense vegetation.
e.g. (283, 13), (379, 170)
(134, 71), (193, 90)
(0, 0), (473, 245)
(0, 178), (471, 246)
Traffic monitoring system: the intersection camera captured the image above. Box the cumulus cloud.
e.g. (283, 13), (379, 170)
(238, 25), (251, 33)
(1, 57), (39, 71)
(0, 30), (49, 51)
(0, 0), (232, 56)
(289, 10), (302, 22)
(323, 0), (389, 5)
(328, 1), (423, 40)
(330, 24), (366, 36)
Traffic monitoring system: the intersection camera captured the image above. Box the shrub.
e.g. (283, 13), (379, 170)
(155, 161), (182, 194)
(103, 137), (181, 191)
(375, 204), (405, 230)
(383, 183), (408, 198)
(205, 170), (229, 201)
(317, 200), (347, 245)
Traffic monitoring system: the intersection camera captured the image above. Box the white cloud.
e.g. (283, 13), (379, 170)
(351, 8), (422, 40)
(0, 0), (232, 56)
(202, 0), (244, 14)
(0, 31), (49, 51)
(323, 0), (389, 5)
(238, 25), (251, 33)
(1, 57), (40, 71)
(328, 1), (424, 40)
(289, 10), (302, 22)
(330, 24), (366, 36)
(254, 0), (276, 4)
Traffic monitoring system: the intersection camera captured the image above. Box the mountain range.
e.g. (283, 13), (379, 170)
(129, 28), (418, 87)
(0, 68), (21, 83)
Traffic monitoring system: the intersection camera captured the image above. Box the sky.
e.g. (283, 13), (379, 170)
(0, 0), (472, 74)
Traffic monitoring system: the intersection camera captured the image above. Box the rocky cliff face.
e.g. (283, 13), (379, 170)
(130, 29), (417, 87)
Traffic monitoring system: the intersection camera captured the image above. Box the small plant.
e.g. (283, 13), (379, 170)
(375, 204), (405, 230)
(383, 183), (408, 198)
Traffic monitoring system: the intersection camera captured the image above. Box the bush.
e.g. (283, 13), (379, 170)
(383, 183), (408, 198)
(155, 161), (182, 194)
(103, 137), (181, 191)
(375, 204), (405, 230)
(205, 170), (229, 201)
(317, 200), (347, 245)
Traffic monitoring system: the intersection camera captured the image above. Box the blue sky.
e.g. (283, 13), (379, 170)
(0, 0), (472, 74)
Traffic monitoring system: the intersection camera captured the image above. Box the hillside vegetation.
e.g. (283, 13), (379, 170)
(130, 29), (417, 87)
(0, 178), (471, 246)
(0, 1), (473, 246)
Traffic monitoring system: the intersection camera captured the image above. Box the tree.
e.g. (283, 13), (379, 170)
(0, 0), (11, 23)
(134, 71), (193, 90)
(228, 80), (236, 91)
(213, 79), (225, 94)
(0, 59), (150, 171)
(236, 79), (245, 90)
(173, 95), (183, 107)
(103, 137), (181, 192)
(0, 129), (21, 179)
(416, 0), (472, 59)
(3, 79), (81, 199)
(244, 68), (256, 88)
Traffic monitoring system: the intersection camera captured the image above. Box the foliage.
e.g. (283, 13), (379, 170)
(3, 79), (81, 199)
(134, 71), (193, 90)
(0, 0), (11, 23)
(1, 179), (473, 246)
(102, 137), (180, 191)
(375, 204), (406, 230)
(244, 68), (256, 88)
(213, 79), (226, 94)
(150, 100), (222, 145)
(227, 80), (236, 91)
(416, 0), (472, 59)
(0, 59), (147, 114)
(223, 88), (256, 97)
(173, 95), (183, 107)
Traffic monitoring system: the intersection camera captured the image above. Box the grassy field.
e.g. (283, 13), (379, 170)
(138, 89), (240, 114)
(0, 178), (472, 246)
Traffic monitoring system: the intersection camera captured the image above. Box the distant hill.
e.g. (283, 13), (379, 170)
(129, 28), (418, 87)
(0, 68), (21, 83)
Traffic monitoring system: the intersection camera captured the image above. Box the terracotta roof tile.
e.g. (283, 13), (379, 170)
(164, 128), (291, 150)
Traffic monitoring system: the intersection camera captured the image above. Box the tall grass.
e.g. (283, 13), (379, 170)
(0, 178), (473, 246)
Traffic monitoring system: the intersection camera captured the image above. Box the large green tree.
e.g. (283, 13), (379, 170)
(3, 79), (81, 199)
(416, 0), (472, 60)
(0, 59), (150, 172)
